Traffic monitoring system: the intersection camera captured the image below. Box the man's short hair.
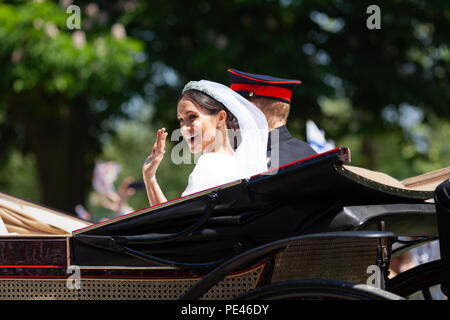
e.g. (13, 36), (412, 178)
(248, 96), (291, 123)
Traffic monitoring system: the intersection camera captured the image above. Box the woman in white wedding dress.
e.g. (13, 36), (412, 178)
(142, 80), (268, 206)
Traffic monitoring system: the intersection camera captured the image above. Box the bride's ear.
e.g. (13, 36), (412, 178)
(217, 110), (227, 128)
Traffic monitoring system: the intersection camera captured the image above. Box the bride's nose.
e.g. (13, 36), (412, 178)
(180, 124), (193, 138)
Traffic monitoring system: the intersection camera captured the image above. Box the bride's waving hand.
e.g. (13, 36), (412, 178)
(142, 128), (168, 206)
(143, 128), (168, 179)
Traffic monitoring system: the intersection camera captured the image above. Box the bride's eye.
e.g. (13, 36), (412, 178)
(189, 115), (197, 121)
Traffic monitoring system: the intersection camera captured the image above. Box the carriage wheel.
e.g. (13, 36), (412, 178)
(387, 260), (447, 300)
(235, 279), (404, 300)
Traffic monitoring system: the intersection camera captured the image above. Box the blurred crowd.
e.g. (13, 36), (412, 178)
(390, 238), (440, 277)
(75, 160), (139, 222)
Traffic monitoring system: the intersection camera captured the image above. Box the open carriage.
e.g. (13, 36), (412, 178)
(0, 147), (448, 300)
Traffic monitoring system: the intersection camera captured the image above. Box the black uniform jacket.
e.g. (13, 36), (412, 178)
(267, 125), (317, 169)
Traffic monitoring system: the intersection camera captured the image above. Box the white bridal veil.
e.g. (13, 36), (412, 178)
(181, 80), (268, 195)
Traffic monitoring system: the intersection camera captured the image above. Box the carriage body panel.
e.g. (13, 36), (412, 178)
(0, 147), (446, 300)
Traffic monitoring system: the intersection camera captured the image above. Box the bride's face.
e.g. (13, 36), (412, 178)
(177, 97), (223, 153)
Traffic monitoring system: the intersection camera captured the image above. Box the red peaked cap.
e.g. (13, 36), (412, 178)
(227, 68), (301, 103)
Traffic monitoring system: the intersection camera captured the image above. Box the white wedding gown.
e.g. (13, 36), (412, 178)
(180, 80), (269, 197)
(181, 153), (244, 197)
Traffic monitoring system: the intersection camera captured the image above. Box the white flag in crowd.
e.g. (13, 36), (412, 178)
(306, 120), (335, 153)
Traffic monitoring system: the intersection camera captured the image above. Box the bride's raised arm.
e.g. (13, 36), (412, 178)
(142, 128), (168, 206)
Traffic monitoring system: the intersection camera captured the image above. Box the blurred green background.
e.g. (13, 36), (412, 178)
(0, 0), (448, 222)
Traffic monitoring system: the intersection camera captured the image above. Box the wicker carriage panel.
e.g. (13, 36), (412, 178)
(271, 237), (380, 284)
(0, 264), (264, 300)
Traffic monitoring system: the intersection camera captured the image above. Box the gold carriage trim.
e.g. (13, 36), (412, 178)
(0, 262), (266, 300)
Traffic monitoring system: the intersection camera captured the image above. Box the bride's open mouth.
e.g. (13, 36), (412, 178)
(188, 135), (199, 146)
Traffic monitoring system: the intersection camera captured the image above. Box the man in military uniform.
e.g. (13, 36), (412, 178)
(228, 68), (317, 169)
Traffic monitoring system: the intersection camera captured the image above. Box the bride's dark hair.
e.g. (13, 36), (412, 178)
(181, 89), (241, 149)
(181, 89), (239, 130)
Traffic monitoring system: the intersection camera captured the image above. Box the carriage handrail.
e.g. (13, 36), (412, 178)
(326, 203), (437, 236)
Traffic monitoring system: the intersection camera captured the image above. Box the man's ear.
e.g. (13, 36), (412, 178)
(247, 97), (261, 109)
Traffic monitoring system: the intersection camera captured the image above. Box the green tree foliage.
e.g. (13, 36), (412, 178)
(0, 0), (144, 213)
(124, 0), (449, 121)
(0, 0), (448, 215)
